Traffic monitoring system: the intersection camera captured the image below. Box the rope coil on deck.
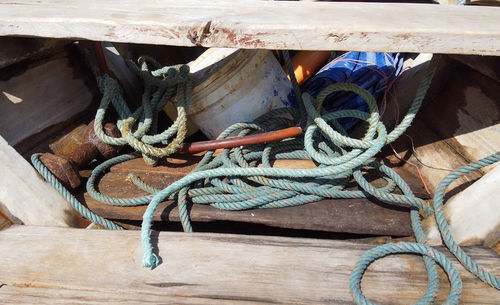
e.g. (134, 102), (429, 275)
(31, 46), (500, 304)
(94, 57), (191, 166)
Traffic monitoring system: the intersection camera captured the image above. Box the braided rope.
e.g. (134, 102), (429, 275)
(139, 50), (437, 268)
(30, 46), (499, 304)
(350, 242), (461, 305)
(350, 154), (499, 305)
(94, 58), (191, 166)
(31, 154), (121, 230)
(433, 153), (500, 289)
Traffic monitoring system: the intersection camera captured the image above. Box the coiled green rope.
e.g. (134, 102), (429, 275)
(94, 57), (191, 166)
(350, 153), (500, 305)
(138, 53), (441, 269)
(433, 153), (500, 290)
(31, 48), (499, 304)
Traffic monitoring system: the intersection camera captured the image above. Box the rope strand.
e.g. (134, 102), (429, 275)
(30, 47), (499, 305)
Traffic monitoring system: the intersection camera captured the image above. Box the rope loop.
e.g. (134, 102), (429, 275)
(31, 45), (500, 301)
(94, 60), (192, 165)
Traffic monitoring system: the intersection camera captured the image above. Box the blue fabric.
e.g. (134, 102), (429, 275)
(303, 52), (404, 130)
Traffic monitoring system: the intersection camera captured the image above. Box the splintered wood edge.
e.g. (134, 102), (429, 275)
(0, 1), (499, 55)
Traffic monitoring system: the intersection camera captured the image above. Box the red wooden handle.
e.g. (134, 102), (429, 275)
(178, 127), (302, 154)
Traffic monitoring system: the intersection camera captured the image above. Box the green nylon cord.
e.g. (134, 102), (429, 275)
(139, 51), (440, 269)
(350, 153), (500, 305)
(433, 153), (500, 289)
(94, 58), (191, 166)
(31, 153), (122, 230)
(31, 47), (499, 304)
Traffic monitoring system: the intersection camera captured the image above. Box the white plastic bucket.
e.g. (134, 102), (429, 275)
(186, 48), (294, 139)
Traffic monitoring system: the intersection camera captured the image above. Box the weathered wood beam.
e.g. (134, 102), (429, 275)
(0, 0), (499, 55)
(0, 226), (499, 304)
(0, 52), (96, 146)
(378, 56), (500, 194)
(84, 189), (414, 236)
(450, 55), (500, 82)
(418, 57), (500, 175)
(82, 156), (422, 236)
(0, 135), (80, 226)
(423, 164), (500, 247)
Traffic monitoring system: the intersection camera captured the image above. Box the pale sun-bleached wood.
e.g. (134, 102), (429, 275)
(0, 136), (79, 226)
(0, 55), (94, 145)
(423, 165), (500, 246)
(0, 0), (499, 55)
(0, 226), (499, 304)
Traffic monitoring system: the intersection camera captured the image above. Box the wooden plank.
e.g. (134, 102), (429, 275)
(109, 156), (325, 175)
(84, 157), (416, 236)
(378, 57), (498, 193)
(84, 187), (413, 236)
(383, 117), (483, 193)
(419, 59), (500, 173)
(451, 55), (500, 82)
(110, 154), (202, 175)
(0, 1), (499, 55)
(0, 135), (81, 226)
(423, 164), (500, 247)
(0, 37), (69, 69)
(0, 51), (95, 145)
(0, 226), (499, 304)
(109, 155), (430, 198)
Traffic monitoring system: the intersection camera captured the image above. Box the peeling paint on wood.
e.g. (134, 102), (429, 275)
(0, 1), (499, 55)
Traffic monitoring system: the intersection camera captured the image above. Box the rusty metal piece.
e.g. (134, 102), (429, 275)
(68, 142), (98, 167)
(49, 125), (87, 159)
(42, 120), (123, 189)
(82, 120), (122, 161)
(40, 153), (81, 189)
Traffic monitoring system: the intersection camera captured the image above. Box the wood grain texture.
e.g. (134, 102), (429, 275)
(419, 60), (500, 173)
(0, 52), (94, 145)
(379, 57), (499, 193)
(423, 164), (500, 247)
(450, 55), (500, 82)
(0, 0), (499, 55)
(85, 191), (414, 236)
(0, 225), (499, 304)
(383, 117), (483, 193)
(83, 156), (417, 236)
(0, 135), (79, 226)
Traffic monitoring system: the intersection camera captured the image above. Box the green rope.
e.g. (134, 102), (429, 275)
(30, 46), (499, 304)
(433, 153), (500, 289)
(350, 154), (500, 305)
(31, 153), (122, 230)
(94, 58), (191, 166)
(139, 50), (439, 269)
